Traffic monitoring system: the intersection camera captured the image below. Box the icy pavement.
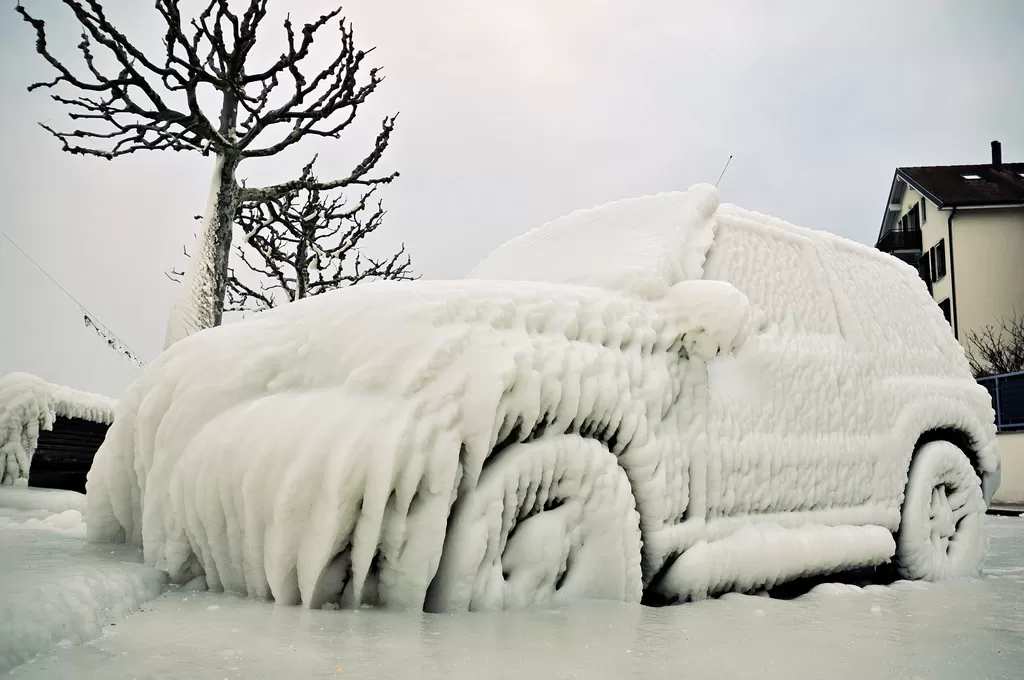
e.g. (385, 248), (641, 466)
(0, 488), (165, 674)
(1, 514), (1020, 679)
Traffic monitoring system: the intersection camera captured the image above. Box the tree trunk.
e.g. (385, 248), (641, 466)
(163, 153), (241, 349)
(163, 90), (240, 350)
(296, 219), (311, 300)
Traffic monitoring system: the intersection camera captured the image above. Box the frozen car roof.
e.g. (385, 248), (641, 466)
(467, 184), (720, 300)
(468, 184), (910, 298)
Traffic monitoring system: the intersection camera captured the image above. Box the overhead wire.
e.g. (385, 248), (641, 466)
(0, 227), (147, 368)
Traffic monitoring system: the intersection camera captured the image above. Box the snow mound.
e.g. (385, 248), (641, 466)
(0, 373), (116, 486)
(0, 486), (87, 516)
(0, 509), (87, 537)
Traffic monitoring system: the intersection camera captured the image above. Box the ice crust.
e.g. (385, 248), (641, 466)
(163, 155), (226, 349)
(652, 523), (897, 603)
(0, 373), (116, 486)
(0, 487), (165, 674)
(467, 185), (719, 299)
(85, 184), (1000, 611)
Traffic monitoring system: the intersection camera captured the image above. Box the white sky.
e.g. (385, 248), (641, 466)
(1, 0), (1022, 397)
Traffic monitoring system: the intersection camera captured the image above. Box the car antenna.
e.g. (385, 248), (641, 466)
(715, 154), (734, 188)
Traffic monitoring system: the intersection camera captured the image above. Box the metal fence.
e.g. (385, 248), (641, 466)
(977, 370), (1024, 433)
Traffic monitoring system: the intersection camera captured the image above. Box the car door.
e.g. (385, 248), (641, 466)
(700, 209), (855, 525)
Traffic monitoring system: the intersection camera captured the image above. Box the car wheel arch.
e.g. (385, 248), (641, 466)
(912, 427), (985, 485)
(891, 397), (998, 491)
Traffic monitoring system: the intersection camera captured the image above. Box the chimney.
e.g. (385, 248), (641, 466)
(992, 140), (1002, 166)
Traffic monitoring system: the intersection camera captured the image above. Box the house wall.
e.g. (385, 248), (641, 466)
(894, 187), (953, 307)
(993, 432), (1024, 505)
(891, 187), (1024, 353)
(948, 207), (1024, 348)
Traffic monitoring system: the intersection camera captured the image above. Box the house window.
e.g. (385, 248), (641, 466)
(938, 298), (952, 325)
(917, 253), (931, 280)
(907, 204), (920, 231)
(927, 239), (947, 283)
(934, 239), (946, 280)
(916, 254), (932, 294)
(920, 199), (927, 223)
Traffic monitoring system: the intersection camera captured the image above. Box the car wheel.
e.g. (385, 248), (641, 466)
(895, 440), (986, 581)
(425, 435), (643, 612)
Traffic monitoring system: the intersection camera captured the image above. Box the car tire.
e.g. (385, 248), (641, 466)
(424, 435), (643, 612)
(894, 440), (986, 581)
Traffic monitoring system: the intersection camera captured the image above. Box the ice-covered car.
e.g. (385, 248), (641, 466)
(85, 184), (1000, 612)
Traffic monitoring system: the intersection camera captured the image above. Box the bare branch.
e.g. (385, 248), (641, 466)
(966, 309), (1024, 378)
(228, 159), (413, 309)
(234, 14), (384, 156)
(16, 1), (226, 158)
(240, 117), (398, 202)
(21, 0), (402, 332)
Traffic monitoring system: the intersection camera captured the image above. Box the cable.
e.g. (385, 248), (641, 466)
(0, 227), (147, 368)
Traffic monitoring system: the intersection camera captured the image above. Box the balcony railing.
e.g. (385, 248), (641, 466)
(875, 228), (922, 254)
(977, 370), (1024, 433)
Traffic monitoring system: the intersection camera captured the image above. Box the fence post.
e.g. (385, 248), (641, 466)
(994, 375), (1002, 431)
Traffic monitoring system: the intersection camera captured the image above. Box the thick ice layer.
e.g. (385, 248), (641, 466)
(652, 523), (896, 602)
(0, 373), (116, 486)
(0, 486), (87, 516)
(10, 518), (1024, 680)
(467, 184), (719, 299)
(0, 488), (164, 674)
(163, 155), (226, 349)
(87, 274), (752, 610)
(425, 436), (643, 611)
(86, 184), (999, 611)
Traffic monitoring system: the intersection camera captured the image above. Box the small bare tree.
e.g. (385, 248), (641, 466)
(966, 310), (1024, 378)
(220, 158), (413, 312)
(17, 0), (396, 348)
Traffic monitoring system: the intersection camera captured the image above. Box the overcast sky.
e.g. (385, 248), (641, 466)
(1, 0), (1022, 398)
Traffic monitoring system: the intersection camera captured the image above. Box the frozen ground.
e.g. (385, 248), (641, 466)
(0, 488), (165, 674)
(3, 498), (1022, 680)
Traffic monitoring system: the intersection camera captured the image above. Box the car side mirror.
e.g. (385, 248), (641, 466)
(654, 279), (761, 361)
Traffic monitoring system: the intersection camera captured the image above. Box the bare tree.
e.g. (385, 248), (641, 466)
(200, 158), (413, 312)
(17, 0), (397, 348)
(966, 310), (1024, 378)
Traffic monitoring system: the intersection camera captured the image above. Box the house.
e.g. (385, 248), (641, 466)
(875, 141), (1024, 505)
(0, 372), (116, 494)
(875, 140), (1024, 344)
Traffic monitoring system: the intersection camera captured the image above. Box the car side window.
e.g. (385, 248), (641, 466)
(817, 241), (963, 374)
(703, 214), (840, 337)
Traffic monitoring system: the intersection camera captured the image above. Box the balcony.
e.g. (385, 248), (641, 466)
(875, 228), (922, 254)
